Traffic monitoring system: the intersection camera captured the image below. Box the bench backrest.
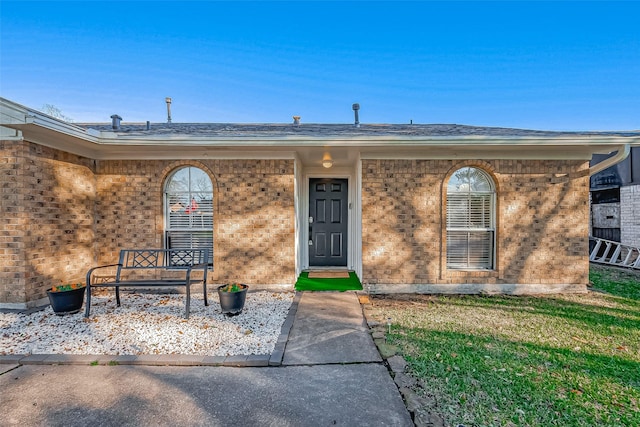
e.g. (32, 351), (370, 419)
(118, 249), (209, 270)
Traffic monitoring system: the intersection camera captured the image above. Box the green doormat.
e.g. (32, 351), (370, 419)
(295, 271), (363, 291)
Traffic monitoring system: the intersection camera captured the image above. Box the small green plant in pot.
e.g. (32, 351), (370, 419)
(47, 282), (86, 315)
(217, 283), (248, 316)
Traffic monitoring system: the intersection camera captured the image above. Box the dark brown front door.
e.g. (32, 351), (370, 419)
(309, 178), (348, 267)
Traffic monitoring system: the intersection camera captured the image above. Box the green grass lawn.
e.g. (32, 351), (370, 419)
(368, 265), (640, 426)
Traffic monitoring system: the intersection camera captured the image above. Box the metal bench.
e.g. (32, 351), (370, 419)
(85, 249), (210, 319)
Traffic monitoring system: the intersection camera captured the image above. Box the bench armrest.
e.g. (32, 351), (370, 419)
(86, 264), (122, 286)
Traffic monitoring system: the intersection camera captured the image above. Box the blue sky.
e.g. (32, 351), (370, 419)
(1, 1), (638, 130)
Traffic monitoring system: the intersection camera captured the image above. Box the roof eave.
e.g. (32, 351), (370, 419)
(2, 97), (639, 161)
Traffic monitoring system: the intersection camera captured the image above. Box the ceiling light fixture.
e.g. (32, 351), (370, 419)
(322, 153), (333, 168)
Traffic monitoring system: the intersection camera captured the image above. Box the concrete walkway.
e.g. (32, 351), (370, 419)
(283, 292), (382, 365)
(0, 292), (413, 426)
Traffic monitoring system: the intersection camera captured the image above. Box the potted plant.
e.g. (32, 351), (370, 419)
(47, 282), (86, 315)
(217, 283), (248, 316)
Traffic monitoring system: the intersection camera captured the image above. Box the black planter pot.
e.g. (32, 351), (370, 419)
(47, 287), (86, 315)
(217, 284), (248, 316)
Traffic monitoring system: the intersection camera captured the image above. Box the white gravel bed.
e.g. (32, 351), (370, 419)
(0, 291), (294, 356)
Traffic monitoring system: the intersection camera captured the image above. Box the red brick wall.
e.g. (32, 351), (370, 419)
(361, 159), (589, 291)
(2, 137), (590, 305)
(361, 160), (438, 284)
(1, 144), (296, 306)
(0, 140), (25, 304)
(95, 159), (296, 286)
(0, 140), (95, 306)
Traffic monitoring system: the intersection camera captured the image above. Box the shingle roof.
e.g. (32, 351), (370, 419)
(79, 123), (640, 138)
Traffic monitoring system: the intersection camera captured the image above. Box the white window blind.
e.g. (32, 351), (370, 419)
(446, 231), (494, 269)
(446, 193), (492, 229)
(446, 167), (495, 270)
(164, 167), (214, 266)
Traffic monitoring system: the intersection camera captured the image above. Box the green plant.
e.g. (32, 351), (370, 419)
(51, 283), (85, 292)
(219, 283), (246, 293)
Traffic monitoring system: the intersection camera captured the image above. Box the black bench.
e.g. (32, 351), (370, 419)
(85, 249), (209, 319)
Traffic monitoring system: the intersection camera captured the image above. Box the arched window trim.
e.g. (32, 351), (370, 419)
(445, 167), (496, 270)
(164, 166), (214, 266)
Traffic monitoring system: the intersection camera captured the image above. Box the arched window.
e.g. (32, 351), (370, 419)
(446, 167), (495, 269)
(164, 167), (213, 266)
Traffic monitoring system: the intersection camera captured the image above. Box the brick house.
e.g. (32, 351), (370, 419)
(590, 147), (640, 246)
(2, 97), (639, 309)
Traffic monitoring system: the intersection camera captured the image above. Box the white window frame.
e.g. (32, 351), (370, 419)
(446, 167), (496, 270)
(164, 166), (214, 267)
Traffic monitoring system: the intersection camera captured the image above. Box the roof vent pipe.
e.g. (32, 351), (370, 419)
(352, 103), (360, 128)
(293, 116), (301, 126)
(165, 97), (172, 123)
(110, 114), (122, 130)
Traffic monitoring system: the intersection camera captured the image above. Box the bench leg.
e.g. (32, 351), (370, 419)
(203, 281), (208, 307)
(185, 284), (191, 319)
(84, 286), (92, 317)
(115, 286), (121, 307)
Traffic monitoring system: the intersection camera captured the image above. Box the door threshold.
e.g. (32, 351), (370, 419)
(305, 270), (353, 279)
